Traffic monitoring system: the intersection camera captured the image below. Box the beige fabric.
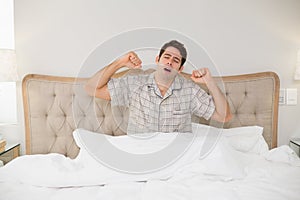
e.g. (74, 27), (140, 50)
(22, 70), (279, 158)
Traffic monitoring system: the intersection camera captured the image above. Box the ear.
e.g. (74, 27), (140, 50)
(178, 65), (184, 73)
(155, 56), (159, 64)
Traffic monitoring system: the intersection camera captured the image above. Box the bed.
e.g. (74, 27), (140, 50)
(1, 69), (300, 200)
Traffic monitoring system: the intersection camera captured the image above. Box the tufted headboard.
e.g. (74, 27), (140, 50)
(22, 69), (279, 158)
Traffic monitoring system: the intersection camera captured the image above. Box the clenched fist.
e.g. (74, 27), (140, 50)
(190, 68), (214, 85)
(118, 51), (142, 69)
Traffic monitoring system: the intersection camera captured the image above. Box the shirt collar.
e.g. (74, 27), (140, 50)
(171, 74), (183, 90)
(146, 72), (183, 91)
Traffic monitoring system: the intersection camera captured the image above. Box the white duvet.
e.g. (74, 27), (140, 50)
(0, 123), (300, 200)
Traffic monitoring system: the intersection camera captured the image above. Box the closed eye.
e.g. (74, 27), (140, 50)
(174, 58), (180, 63)
(163, 53), (181, 64)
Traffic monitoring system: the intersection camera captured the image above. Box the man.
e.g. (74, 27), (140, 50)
(85, 40), (231, 134)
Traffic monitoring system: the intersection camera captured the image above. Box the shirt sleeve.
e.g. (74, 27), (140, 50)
(107, 75), (140, 107)
(191, 85), (215, 120)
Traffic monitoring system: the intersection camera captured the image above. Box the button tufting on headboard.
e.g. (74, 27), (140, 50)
(22, 70), (279, 158)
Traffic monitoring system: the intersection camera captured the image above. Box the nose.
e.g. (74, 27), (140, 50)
(167, 60), (173, 66)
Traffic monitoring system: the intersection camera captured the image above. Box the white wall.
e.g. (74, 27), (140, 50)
(7, 0), (300, 154)
(0, 0), (14, 49)
(0, 0), (17, 143)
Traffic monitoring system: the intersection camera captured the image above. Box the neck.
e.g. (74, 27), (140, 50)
(154, 72), (175, 97)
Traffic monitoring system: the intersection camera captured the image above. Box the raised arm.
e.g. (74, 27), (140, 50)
(84, 51), (142, 100)
(191, 68), (232, 123)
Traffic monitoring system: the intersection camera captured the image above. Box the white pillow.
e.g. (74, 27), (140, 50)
(223, 126), (269, 154)
(263, 145), (300, 166)
(192, 123), (268, 154)
(73, 128), (207, 185)
(191, 123), (268, 179)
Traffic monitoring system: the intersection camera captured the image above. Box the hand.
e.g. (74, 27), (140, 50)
(119, 51), (142, 69)
(190, 68), (214, 86)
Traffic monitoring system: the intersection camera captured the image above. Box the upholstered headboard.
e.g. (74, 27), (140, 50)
(22, 69), (279, 158)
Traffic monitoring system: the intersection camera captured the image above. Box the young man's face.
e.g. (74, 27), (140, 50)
(155, 46), (185, 84)
(156, 46), (184, 73)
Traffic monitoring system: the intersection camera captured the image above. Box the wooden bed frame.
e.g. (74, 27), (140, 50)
(22, 69), (279, 158)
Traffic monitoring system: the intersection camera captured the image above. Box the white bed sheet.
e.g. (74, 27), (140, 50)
(0, 124), (300, 200)
(1, 155), (300, 200)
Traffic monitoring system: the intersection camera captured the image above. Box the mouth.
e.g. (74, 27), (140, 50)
(164, 67), (171, 72)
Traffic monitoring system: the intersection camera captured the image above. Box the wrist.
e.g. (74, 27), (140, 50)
(206, 78), (216, 88)
(113, 59), (125, 70)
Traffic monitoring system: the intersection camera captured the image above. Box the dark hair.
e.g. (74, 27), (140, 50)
(158, 40), (187, 67)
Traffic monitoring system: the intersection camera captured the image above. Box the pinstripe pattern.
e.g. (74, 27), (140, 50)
(108, 73), (215, 134)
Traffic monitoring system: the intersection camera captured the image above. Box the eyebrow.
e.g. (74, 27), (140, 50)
(164, 53), (181, 62)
